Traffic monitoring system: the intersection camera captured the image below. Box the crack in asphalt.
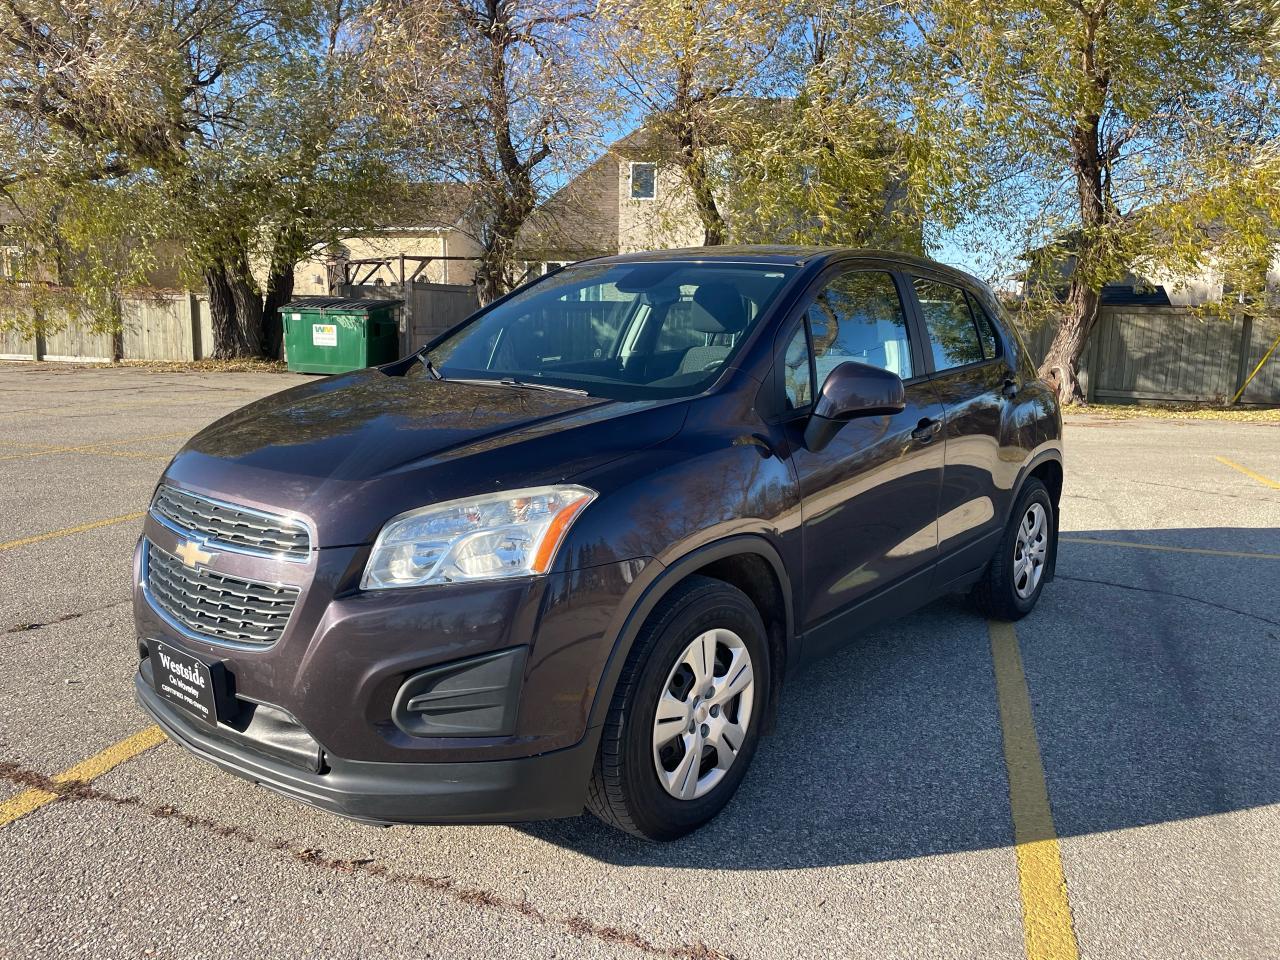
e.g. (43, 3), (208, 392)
(1056, 575), (1280, 628)
(1087, 475), (1271, 502)
(0, 760), (734, 960)
(4, 599), (132, 634)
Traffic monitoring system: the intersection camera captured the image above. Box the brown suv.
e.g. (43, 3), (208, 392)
(133, 247), (1063, 840)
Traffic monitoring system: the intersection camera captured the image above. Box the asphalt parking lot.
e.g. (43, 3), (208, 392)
(0, 363), (1276, 960)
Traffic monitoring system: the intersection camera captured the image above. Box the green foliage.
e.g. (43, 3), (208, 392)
(907, 0), (1280, 307)
(363, 0), (607, 300)
(1, 0), (420, 347)
(3, 0), (1276, 368)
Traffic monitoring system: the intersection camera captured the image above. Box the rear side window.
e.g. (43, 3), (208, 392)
(806, 271), (913, 382)
(912, 277), (986, 371)
(964, 291), (1001, 360)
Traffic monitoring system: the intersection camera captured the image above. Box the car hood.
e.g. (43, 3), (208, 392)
(162, 366), (688, 547)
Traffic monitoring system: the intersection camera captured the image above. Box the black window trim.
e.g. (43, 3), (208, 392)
(768, 260), (927, 422)
(904, 269), (1006, 380)
(778, 311), (816, 416)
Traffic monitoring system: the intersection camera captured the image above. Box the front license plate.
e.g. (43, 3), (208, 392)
(150, 642), (219, 725)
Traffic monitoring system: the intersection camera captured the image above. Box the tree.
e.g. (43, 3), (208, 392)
(906, 0), (1280, 402)
(595, 0), (786, 245)
(365, 0), (604, 303)
(167, 0), (416, 358)
(1, 0), (416, 358)
(721, 1), (966, 252)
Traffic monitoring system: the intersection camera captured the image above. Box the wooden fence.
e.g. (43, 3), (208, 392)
(1019, 305), (1279, 405)
(0, 292), (213, 363)
(4, 288), (1276, 406)
(343, 280), (480, 356)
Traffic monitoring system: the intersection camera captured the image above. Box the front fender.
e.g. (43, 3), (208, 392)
(582, 533), (797, 735)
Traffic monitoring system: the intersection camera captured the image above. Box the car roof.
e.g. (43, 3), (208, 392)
(585, 245), (995, 297)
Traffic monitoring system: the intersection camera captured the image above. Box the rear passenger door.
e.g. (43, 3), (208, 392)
(906, 274), (1017, 584)
(780, 267), (946, 657)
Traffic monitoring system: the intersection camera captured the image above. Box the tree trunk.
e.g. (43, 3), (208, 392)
(205, 263), (252, 359)
(1038, 277), (1099, 403)
(475, 233), (512, 306)
(674, 111), (726, 246)
(475, 183), (537, 304)
(262, 261), (294, 361)
(1041, 6), (1112, 406)
(473, 5), (543, 307)
(205, 249), (265, 360)
(667, 63), (728, 247)
(227, 272), (264, 358)
(688, 160), (726, 246)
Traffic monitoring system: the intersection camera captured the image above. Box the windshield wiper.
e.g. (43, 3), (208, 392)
(496, 377), (589, 396)
(416, 353), (443, 380)
(438, 374), (591, 396)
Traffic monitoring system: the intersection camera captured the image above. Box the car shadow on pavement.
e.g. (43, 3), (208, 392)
(519, 526), (1280, 870)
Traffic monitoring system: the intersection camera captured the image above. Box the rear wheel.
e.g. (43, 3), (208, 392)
(972, 478), (1054, 620)
(586, 576), (769, 841)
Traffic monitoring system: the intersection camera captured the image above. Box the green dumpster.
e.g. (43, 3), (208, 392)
(281, 297), (403, 374)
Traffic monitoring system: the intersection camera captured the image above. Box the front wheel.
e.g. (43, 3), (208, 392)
(972, 478), (1055, 620)
(586, 576), (769, 841)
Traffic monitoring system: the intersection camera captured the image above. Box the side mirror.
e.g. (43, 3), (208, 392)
(804, 361), (906, 452)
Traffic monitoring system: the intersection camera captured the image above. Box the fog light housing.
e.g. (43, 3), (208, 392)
(391, 647), (528, 737)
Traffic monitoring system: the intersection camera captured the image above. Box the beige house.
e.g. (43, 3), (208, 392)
(291, 184), (485, 294)
(0, 199), (186, 289)
(516, 127), (708, 274)
(516, 120), (923, 275)
(1018, 231), (1280, 308)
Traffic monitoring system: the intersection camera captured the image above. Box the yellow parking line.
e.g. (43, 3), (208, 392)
(1214, 455), (1280, 491)
(0, 727), (165, 828)
(0, 510), (147, 552)
(0, 430), (187, 462)
(1060, 536), (1280, 561)
(989, 620), (1080, 960)
(0, 441), (169, 462)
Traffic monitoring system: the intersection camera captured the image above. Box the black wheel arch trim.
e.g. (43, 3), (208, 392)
(1011, 447), (1064, 583)
(583, 534), (796, 742)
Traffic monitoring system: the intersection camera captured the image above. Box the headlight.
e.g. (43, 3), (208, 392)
(361, 485), (597, 590)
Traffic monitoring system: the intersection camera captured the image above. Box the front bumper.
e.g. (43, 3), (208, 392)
(136, 672), (597, 825)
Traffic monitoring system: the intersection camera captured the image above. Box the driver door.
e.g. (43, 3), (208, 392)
(781, 267), (946, 660)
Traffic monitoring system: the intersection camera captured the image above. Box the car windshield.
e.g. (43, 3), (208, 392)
(422, 261), (796, 400)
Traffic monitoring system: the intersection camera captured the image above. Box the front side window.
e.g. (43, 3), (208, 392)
(630, 162), (657, 200)
(425, 262), (795, 400)
(805, 271), (913, 383)
(913, 277), (986, 371)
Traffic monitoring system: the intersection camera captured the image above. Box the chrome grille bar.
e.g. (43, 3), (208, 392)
(151, 484), (310, 560)
(144, 541), (299, 646)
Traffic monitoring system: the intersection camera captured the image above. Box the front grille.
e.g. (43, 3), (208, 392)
(145, 542), (300, 646)
(151, 484), (310, 560)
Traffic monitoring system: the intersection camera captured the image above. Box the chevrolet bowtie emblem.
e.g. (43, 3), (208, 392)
(175, 540), (215, 568)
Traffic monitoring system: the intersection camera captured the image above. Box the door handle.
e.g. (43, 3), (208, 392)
(1002, 377), (1019, 399)
(911, 418), (942, 442)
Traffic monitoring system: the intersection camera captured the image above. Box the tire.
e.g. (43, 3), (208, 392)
(972, 477), (1054, 620)
(586, 575), (770, 841)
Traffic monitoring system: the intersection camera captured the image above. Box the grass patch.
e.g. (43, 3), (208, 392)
(4, 358), (289, 374)
(1065, 402), (1279, 424)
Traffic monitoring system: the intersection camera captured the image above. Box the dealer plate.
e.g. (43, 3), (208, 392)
(150, 641), (219, 726)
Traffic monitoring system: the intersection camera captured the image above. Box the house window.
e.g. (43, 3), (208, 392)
(630, 162), (656, 200)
